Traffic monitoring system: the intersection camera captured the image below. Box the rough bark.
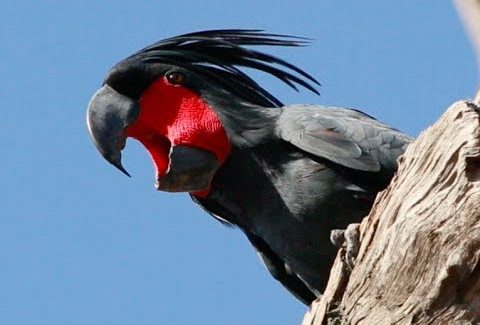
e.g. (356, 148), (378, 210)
(300, 2), (480, 324)
(301, 100), (480, 325)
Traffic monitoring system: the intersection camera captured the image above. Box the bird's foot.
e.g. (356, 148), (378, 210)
(330, 229), (346, 248)
(330, 223), (360, 270)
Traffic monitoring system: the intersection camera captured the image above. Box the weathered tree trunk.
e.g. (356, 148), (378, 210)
(301, 100), (480, 325)
(301, 2), (480, 324)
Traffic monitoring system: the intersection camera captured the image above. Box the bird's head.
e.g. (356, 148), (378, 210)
(86, 29), (319, 196)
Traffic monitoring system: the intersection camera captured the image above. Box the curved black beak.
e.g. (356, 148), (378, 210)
(86, 85), (139, 177)
(156, 145), (220, 192)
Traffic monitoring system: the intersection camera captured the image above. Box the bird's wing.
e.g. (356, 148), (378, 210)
(244, 232), (317, 305)
(191, 195), (316, 305)
(277, 105), (413, 172)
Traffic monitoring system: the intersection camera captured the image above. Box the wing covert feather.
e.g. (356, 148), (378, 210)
(277, 105), (413, 171)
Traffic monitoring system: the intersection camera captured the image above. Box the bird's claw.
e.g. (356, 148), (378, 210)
(330, 229), (346, 248)
(330, 223), (360, 270)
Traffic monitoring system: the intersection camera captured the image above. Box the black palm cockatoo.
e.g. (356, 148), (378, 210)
(87, 29), (412, 305)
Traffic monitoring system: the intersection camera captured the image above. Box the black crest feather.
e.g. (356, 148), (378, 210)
(127, 29), (320, 107)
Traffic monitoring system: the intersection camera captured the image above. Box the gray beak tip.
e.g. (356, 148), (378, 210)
(111, 160), (132, 178)
(87, 85), (139, 178)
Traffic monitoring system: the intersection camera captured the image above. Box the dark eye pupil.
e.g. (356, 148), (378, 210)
(167, 72), (184, 84)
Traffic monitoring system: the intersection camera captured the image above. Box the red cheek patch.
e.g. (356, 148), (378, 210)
(125, 77), (230, 190)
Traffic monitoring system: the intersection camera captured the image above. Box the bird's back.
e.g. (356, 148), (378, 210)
(203, 104), (413, 296)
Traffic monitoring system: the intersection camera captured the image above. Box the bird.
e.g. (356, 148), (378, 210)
(86, 29), (413, 305)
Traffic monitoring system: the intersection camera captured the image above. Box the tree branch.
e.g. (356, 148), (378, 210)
(302, 101), (480, 325)
(454, 0), (480, 103)
(300, 3), (480, 323)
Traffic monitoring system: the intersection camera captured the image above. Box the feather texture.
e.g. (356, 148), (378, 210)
(121, 29), (320, 107)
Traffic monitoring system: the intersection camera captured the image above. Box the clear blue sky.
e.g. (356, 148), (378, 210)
(1, 1), (477, 325)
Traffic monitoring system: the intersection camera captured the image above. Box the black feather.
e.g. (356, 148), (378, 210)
(125, 29), (320, 107)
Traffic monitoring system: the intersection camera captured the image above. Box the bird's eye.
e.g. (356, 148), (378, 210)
(166, 71), (186, 85)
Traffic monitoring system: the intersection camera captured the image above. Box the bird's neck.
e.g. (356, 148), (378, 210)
(204, 141), (290, 229)
(201, 91), (283, 147)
